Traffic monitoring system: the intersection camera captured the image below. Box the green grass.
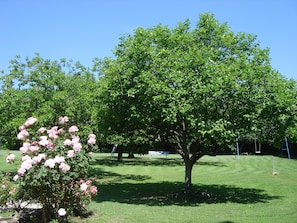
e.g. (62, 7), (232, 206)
(1, 150), (297, 223)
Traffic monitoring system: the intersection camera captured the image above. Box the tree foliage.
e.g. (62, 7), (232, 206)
(0, 54), (99, 149)
(95, 13), (297, 192)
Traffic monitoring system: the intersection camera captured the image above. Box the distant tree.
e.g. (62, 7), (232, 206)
(0, 54), (99, 149)
(95, 13), (297, 193)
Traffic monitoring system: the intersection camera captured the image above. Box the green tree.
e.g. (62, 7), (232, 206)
(0, 54), (99, 149)
(95, 13), (297, 193)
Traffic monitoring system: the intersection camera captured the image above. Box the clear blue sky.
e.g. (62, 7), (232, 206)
(1, 0), (296, 80)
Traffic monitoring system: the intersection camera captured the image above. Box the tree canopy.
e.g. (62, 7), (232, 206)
(95, 13), (297, 192)
(0, 54), (99, 149)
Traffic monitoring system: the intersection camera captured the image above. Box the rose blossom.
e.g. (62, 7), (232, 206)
(90, 186), (98, 195)
(20, 142), (30, 153)
(22, 155), (31, 162)
(73, 142), (82, 152)
(88, 134), (96, 139)
(71, 135), (80, 144)
(80, 183), (88, 191)
(17, 129), (29, 140)
(58, 208), (67, 216)
(38, 127), (47, 133)
(59, 116), (69, 124)
(17, 167), (26, 176)
(68, 125), (79, 133)
(44, 158), (56, 168)
(48, 127), (59, 139)
(86, 180), (92, 186)
(29, 145), (39, 152)
(18, 125), (26, 131)
(54, 156), (65, 164)
(13, 175), (19, 181)
(67, 150), (76, 158)
(46, 141), (55, 150)
(32, 153), (46, 164)
(39, 135), (49, 146)
(24, 117), (37, 127)
(6, 154), (16, 163)
(88, 138), (96, 145)
(21, 159), (33, 170)
(59, 163), (70, 172)
(63, 139), (72, 146)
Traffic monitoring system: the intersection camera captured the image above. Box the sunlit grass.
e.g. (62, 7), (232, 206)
(1, 150), (297, 223)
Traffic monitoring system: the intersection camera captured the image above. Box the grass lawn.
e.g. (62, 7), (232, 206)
(1, 150), (297, 223)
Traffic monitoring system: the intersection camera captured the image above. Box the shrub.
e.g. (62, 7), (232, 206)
(5, 116), (98, 222)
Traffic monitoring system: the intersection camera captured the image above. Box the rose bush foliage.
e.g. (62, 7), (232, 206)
(5, 116), (98, 222)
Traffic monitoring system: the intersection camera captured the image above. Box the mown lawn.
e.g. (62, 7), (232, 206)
(1, 150), (297, 223)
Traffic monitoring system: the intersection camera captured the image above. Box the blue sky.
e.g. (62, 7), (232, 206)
(1, 0), (296, 80)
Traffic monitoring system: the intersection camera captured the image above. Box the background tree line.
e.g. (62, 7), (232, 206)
(1, 13), (297, 192)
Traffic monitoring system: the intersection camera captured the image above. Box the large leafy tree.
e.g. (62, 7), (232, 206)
(96, 13), (297, 193)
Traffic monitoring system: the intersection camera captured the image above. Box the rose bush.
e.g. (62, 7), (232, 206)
(0, 172), (18, 210)
(5, 116), (98, 222)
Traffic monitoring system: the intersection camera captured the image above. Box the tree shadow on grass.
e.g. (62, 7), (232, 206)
(94, 181), (280, 206)
(89, 167), (152, 182)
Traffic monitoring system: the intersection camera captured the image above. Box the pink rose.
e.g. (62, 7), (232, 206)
(24, 117), (37, 127)
(6, 154), (16, 163)
(44, 158), (56, 168)
(22, 155), (31, 161)
(46, 141), (55, 150)
(17, 167), (26, 176)
(88, 134), (96, 139)
(88, 138), (96, 145)
(38, 127), (47, 133)
(32, 154), (46, 164)
(21, 159), (33, 170)
(38, 153), (46, 160)
(39, 136), (49, 147)
(54, 156), (65, 164)
(18, 125), (26, 131)
(86, 180), (92, 186)
(59, 116), (69, 124)
(71, 135), (80, 144)
(73, 143), (82, 152)
(63, 139), (72, 146)
(59, 163), (70, 172)
(17, 129), (29, 140)
(20, 142), (30, 153)
(29, 145), (39, 152)
(90, 186), (98, 195)
(13, 175), (19, 181)
(68, 126), (79, 133)
(67, 150), (75, 158)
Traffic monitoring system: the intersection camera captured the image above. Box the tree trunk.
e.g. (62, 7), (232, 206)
(181, 139), (203, 194)
(127, 151), (135, 158)
(184, 157), (194, 194)
(117, 146), (123, 162)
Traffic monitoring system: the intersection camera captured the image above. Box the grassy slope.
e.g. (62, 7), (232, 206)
(1, 150), (296, 223)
